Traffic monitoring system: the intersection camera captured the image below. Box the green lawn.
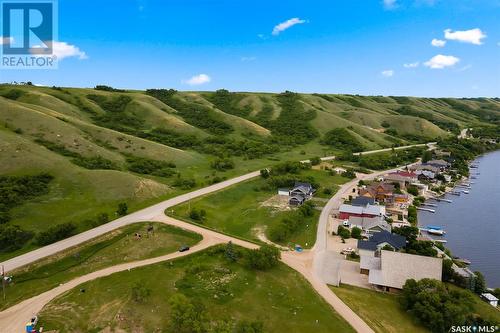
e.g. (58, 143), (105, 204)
(331, 284), (429, 333)
(38, 246), (355, 333)
(169, 170), (349, 248)
(1, 222), (201, 310)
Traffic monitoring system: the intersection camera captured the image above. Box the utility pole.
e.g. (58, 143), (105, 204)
(1, 265), (5, 301)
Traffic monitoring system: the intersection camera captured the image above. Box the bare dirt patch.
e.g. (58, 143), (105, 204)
(260, 194), (291, 211)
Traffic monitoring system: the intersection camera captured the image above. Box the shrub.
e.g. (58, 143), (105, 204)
(337, 225), (351, 239)
(189, 208), (206, 222)
(126, 156), (176, 177)
(243, 245), (281, 270)
(117, 202), (128, 216)
(0, 224), (33, 252)
(35, 222), (77, 246)
(407, 185), (419, 196)
(210, 158), (235, 171)
(320, 128), (363, 152)
(131, 281), (151, 303)
(351, 226), (362, 239)
(310, 156), (321, 165)
(173, 177), (196, 190)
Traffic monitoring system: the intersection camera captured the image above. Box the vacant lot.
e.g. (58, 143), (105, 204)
(170, 170), (349, 248)
(1, 222), (201, 310)
(38, 246), (355, 332)
(331, 284), (428, 333)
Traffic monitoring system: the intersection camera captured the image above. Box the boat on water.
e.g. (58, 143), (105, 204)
(451, 191), (461, 196)
(428, 229), (446, 236)
(462, 190), (470, 194)
(453, 257), (472, 265)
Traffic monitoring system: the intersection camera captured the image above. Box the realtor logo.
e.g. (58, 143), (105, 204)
(1, 0), (58, 68)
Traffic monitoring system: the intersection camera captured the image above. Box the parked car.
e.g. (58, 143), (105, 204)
(179, 245), (190, 252)
(341, 248), (355, 255)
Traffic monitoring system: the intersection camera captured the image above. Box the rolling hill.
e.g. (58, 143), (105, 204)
(1, 83), (499, 258)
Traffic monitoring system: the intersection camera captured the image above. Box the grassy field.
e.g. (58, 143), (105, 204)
(1, 84), (498, 258)
(331, 284), (429, 333)
(169, 170), (350, 248)
(38, 246), (355, 333)
(1, 222), (201, 310)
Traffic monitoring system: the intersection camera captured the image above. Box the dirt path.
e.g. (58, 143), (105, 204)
(0, 144), (433, 333)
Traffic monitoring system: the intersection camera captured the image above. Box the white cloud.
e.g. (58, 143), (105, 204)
(272, 18), (306, 35)
(431, 38), (446, 47)
(241, 56), (256, 62)
(182, 74), (211, 86)
(424, 54), (460, 69)
(383, 0), (397, 9)
(32, 41), (87, 60)
(444, 28), (486, 45)
(404, 62), (419, 68)
(0, 36), (14, 45)
(381, 69), (394, 77)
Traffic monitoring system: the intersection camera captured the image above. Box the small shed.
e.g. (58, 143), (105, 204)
(481, 293), (499, 307)
(278, 188), (290, 196)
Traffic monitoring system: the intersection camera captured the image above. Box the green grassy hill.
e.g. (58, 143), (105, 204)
(1, 83), (499, 258)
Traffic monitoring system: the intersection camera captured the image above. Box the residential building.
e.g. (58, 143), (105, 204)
(288, 182), (314, 206)
(359, 182), (395, 204)
(348, 215), (391, 233)
(361, 250), (443, 291)
(426, 159), (451, 171)
(339, 203), (385, 220)
(351, 196), (376, 207)
(383, 171), (417, 189)
(481, 293), (499, 307)
(410, 164), (440, 174)
(357, 230), (406, 259)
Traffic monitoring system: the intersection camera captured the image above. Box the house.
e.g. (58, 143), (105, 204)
(481, 293), (499, 307)
(415, 169), (436, 182)
(289, 195), (306, 206)
(410, 164), (440, 174)
(393, 193), (409, 203)
(426, 159), (450, 171)
(290, 182), (314, 197)
(288, 182), (314, 206)
(383, 171), (417, 189)
(362, 250), (443, 291)
(351, 196), (376, 207)
(359, 182), (395, 204)
(357, 230), (406, 259)
(339, 203), (386, 220)
(348, 215), (391, 233)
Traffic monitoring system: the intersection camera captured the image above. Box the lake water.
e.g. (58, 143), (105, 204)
(418, 150), (500, 288)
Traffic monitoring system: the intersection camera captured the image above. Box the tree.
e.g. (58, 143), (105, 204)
(117, 202), (128, 216)
(351, 226), (362, 239)
(168, 294), (208, 333)
(337, 225), (351, 239)
(259, 169), (270, 179)
(0, 224), (33, 252)
(234, 320), (264, 333)
(473, 271), (486, 294)
(407, 185), (419, 196)
(224, 241), (238, 262)
(35, 222), (77, 246)
(244, 245), (280, 270)
(401, 278), (475, 333)
(422, 150), (433, 163)
(310, 156), (321, 165)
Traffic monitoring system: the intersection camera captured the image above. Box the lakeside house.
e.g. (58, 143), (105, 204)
(361, 250), (443, 291)
(357, 230), (406, 259)
(426, 159), (451, 171)
(339, 203), (385, 220)
(415, 169), (436, 182)
(348, 215), (391, 234)
(351, 196), (376, 207)
(383, 171), (417, 189)
(481, 293), (499, 307)
(278, 182), (315, 206)
(359, 182), (395, 204)
(410, 164), (440, 174)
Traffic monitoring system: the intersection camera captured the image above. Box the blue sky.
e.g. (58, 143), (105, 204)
(1, 0), (499, 97)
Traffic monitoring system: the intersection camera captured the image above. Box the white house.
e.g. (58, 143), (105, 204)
(481, 293), (499, 307)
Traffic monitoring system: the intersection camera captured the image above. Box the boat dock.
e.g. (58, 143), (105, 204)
(421, 203), (437, 207)
(431, 197), (452, 203)
(417, 207), (436, 213)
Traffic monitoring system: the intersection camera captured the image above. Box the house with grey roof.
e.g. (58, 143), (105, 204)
(362, 250), (442, 291)
(288, 182), (315, 206)
(351, 196), (376, 207)
(357, 230), (406, 259)
(348, 216), (391, 234)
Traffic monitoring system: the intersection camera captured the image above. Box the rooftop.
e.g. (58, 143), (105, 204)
(368, 250), (443, 289)
(357, 230), (406, 251)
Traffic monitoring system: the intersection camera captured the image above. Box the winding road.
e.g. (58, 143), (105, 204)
(0, 142), (434, 332)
